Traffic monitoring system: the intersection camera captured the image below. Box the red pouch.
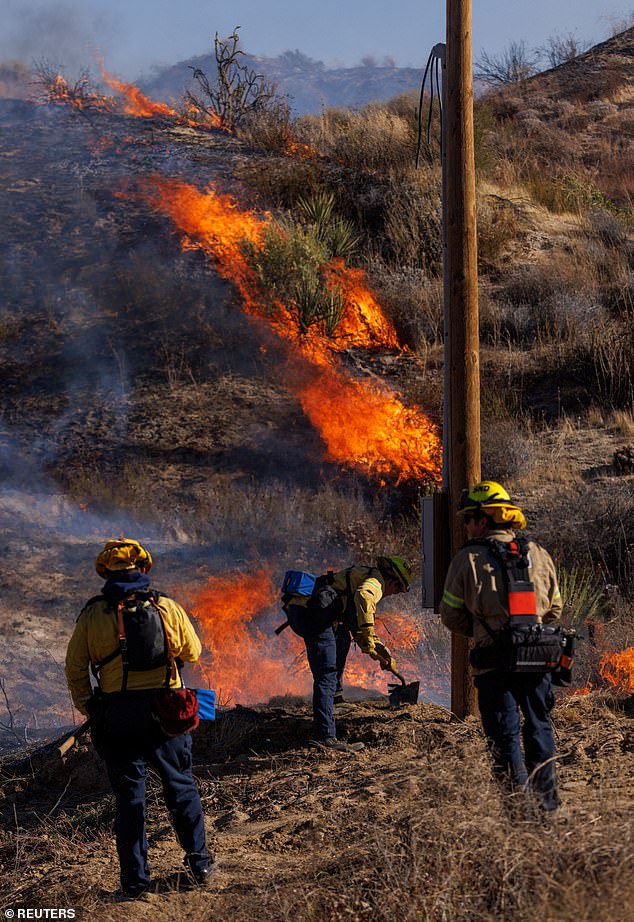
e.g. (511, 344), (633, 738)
(152, 688), (200, 736)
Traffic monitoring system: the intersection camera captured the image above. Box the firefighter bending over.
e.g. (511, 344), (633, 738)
(283, 556), (412, 752)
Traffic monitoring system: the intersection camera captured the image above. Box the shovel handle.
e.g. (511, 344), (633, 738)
(390, 669), (407, 686)
(57, 719), (90, 757)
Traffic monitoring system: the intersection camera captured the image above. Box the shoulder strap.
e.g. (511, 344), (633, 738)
(463, 537), (531, 581)
(464, 537), (536, 626)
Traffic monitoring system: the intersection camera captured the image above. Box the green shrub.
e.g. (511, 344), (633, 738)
(558, 565), (607, 625)
(242, 220), (349, 335)
(297, 191), (361, 260)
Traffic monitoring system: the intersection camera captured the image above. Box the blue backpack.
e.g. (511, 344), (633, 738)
(281, 570), (316, 597)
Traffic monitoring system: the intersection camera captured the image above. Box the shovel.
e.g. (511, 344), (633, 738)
(387, 669), (420, 707)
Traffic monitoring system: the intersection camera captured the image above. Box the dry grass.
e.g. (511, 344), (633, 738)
(608, 408), (634, 437)
(369, 266), (443, 348)
(299, 104), (417, 177)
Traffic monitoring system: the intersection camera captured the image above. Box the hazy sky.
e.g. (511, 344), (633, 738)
(1, 0), (631, 80)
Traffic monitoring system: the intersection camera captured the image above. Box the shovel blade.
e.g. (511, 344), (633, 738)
(388, 680), (420, 707)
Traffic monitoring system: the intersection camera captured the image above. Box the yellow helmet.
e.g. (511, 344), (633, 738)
(458, 481), (526, 530)
(376, 555), (413, 592)
(95, 539), (153, 579)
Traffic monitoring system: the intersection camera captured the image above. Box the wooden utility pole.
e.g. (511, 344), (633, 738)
(445, 0), (481, 717)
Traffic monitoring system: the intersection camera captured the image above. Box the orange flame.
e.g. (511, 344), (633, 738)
(324, 259), (399, 350)
(181, 571), (441, 705)
(100, 64), (180, 119)
(294, 365), (441, 482)
(98, 60), (225, 129)
(599, 647), (634, 693)
(136, 177), (441, 483)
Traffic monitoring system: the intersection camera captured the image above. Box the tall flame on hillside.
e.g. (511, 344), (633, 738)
(136, 177), (441, 483)
(181, 570), (436, 704)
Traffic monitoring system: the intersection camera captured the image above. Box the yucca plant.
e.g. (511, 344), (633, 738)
(294, 275), (345, 335)
(298, 192), (361, 260)
(558, 565), (606, 625)
(297, 190), (336, 227)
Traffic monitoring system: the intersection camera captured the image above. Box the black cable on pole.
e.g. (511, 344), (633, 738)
(435, 55), (443, 157)
(416, 50), (434, 169)
(416, 45), (444, 168)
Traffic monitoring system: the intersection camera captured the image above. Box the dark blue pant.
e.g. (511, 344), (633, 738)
(104, 732), (210, 892)
(287, 606), (351, 739)
(474, 670), (559, 811)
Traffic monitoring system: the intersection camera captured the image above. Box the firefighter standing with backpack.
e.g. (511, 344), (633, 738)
(64, 539), (214, 897)
(283, 556), (413, 752)
(440, 482), (563, 813)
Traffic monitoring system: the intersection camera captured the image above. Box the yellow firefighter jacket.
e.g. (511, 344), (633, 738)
(65, 594), (202, 715)
(288, 566), (390, 658)
(439, 529), (562, 674)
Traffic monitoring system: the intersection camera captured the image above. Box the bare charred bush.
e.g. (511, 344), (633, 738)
(32, 60), (113, 112)
(475, 40), (540, 86)
(539, 32), (589, 68)
(185, 28), (284, 132)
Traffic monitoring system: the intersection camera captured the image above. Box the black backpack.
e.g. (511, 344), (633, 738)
(466, 538), (568, 676)
(87, 590), (174, 692)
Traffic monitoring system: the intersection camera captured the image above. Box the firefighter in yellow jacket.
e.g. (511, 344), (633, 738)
(284, 556), (412, 752)
(440, 482), (562, 811)
(65, 539), (213, 897)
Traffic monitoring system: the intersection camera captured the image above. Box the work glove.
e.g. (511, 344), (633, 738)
(374, 640), (397, 674)
(355, 625), (378, 657)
